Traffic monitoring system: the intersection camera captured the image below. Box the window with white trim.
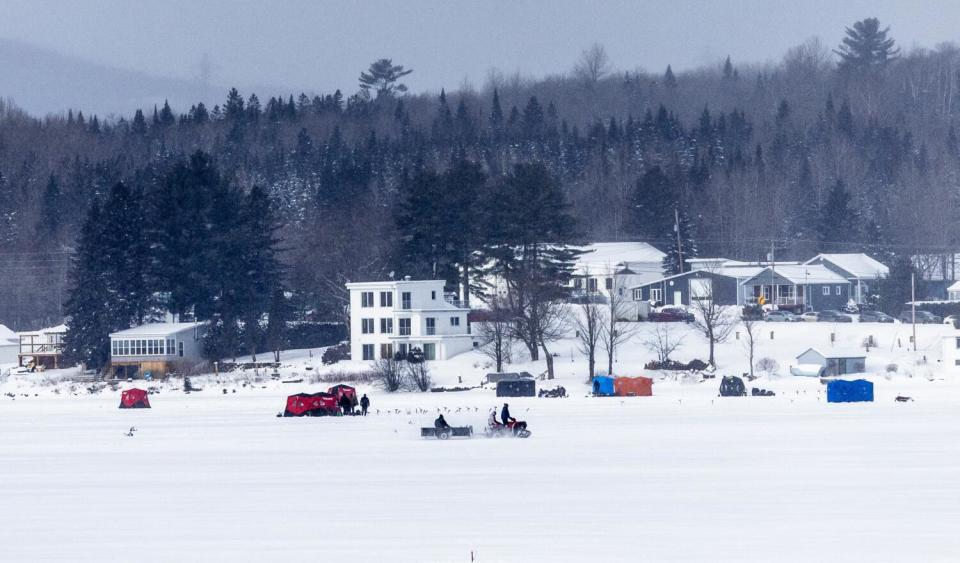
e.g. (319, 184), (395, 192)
(650, 287), (662, 302)
(361, 291), (374, 307)
(380, 291), (393, 307)
(380, 318), (393, 334)
(835, 285), (842, 295)
(822, 286), (830, 296)
(361, 318), (374, 334)
(362, 344), (375, 360)
(450, 316), (460, 327)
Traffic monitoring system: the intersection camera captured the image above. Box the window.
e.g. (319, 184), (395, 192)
(361, 318), (374, 334)
(650, 287), (662, 303)
(401, 292), (412, 310)
(380, 343), (393, 359)
(605, 278), (613, 290)
(588, 278), (598, 292)
(398, 343), (408, 356)
(426, 317), (436, 335)
(380, 291), (393, 307)
(955, 359), (960, 366)
(399, 318), (411, 336)
(380, 318), (393, 334)
(574, 278), (583, 289)
(423, 343), (436, 361)
(178, 342), (184, 357)
(450, 316), (460, 327)
(362, 344), (375, 361)
(167, 339), (175, 355)
(431, 290), (437, 300)
(835, 285), (842, 295)
(955, 337), (960, 349)
(822, 286), (830, 296)
(361, 291), (374, 307)
(632, 289), (642, 300)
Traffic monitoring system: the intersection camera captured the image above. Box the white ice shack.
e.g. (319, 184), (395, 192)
(346, 279), (474, 361)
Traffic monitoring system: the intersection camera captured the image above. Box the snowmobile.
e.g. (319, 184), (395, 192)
(484, 419), (532, 439)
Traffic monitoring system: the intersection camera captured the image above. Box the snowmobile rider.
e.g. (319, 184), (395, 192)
(359, 394), (370, 416)
(488, 410), (500, 427)
(501, 403), (514, 426)
(435, 414), (451, 429)
(339, 393), (353, 415)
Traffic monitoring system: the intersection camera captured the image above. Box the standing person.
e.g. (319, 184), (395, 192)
(501, 403), (513, 427)
(360, 394), (370, 416)
(339, 393), (352, 415)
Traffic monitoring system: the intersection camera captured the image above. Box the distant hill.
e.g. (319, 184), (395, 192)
(0, 38), (216, 117)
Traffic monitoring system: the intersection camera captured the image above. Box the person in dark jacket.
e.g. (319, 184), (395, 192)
(435, 414), (450, 429)
(501, 403), (513, 426)
(359, 394), (370, 416)
(339, 393), (352, 415)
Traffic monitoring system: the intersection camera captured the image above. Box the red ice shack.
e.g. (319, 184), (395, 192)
(283, 392), (339, 416)
(119, 388), (151, 408)
(328, 384), (358, 407)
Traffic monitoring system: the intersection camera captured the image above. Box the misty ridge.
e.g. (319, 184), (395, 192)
(0, 17), (958, 334)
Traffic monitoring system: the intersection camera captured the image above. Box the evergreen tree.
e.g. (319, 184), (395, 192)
(875, 255), (916, 315)
(661, 206), (698, 275)
(224, 88), (245, 119)
(358, 59), (413, 99)
(631, 166), (677, 243)
(835, 17), (900, 73)
(63, 201), (112, 369)
(490, 88), (504, 130)
(159, 100), (175, 127)
(131, 109), (147, 135)
(664, 65), (677, 88)
(817, 179), (857, 249)
(38, 174), (62, 237)
(236, 185), (283, 361)
(722, 56), (735, 80)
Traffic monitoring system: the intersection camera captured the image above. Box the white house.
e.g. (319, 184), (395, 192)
(346, 279), (473, 362)
(109, 322), (207, 378)
(569, 242), (666, 300)
(804, 253), (889, 305)
(947, 280), (960, 301)
(0, 324), (18, 365)
(18, 324), (67, 369)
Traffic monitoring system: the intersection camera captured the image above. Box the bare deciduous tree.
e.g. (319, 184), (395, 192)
(600, 279), (639, 374)
(406, 359), (431, 392)
(688, 277), (737, 367)
(572, 290), (604, 380)
(476, 295), (513, 372)
(643, 323), (684, 364)
(741, 317), (759, 378)
(574, 43), (611, 86)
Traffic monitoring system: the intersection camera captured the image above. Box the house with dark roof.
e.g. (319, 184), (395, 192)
(804, 254), (889, 305)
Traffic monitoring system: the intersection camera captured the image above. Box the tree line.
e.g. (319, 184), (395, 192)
(0, 17), (959, 332)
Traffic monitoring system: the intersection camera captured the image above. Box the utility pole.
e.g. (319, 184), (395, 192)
(911, 272), (917, 352)
(674, 207), (683, 273)
(769, 239), (776, 307)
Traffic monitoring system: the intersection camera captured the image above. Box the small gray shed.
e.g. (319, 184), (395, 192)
(486, 371), (534, 384)
(795, 348), (866, 377)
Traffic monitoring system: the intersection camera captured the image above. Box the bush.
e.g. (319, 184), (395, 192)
(886, 363), (898, 373)
(406, 361), (431, 392)
(372, 357), (405, 392)
(755, 357), (779, 376)
(322, 343), (350, 365)
(643, 359), (708, 371)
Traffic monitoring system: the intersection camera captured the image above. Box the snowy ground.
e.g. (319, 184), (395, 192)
(2, 318), (960, 561)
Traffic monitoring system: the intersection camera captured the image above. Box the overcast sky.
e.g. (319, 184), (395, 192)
(1, 0), (957, 99)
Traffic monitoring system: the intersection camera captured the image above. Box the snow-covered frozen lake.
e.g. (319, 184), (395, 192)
(2, 372), (959, 562)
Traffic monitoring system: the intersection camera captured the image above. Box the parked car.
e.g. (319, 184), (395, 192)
(859, 310), (894, 323)
(899, 310), (942, 324)
(817, 310), (853, 323)
(648, 307), (695, 323)
(764, 310), (800, 322)
(944, 315), (960, 329)
(800, 311), (820, 322)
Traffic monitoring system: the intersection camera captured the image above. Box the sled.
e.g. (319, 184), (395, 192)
(421, 426), (474, 440)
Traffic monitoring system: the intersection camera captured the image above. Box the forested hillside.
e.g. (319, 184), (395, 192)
(2, 18), (959, 331)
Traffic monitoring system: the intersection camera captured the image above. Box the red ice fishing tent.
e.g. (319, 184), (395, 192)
(119, 388), (151, 409)
(283, 392), (339, 416)
(328, 384), (358, 407)
(614, 376), (653, 397)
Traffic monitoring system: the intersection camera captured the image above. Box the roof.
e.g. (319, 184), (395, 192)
(797, 347), (866, 360)
(18, 324), (67, 337)
(0, 323), (17, 344)
(948, 280), (960, 292)
(573, 242), (666, 275)
(110, 322), (207, 338)
(806, 254), (889, 279)
(743, 264), (848, 285)
(346, 279), (445, 288)
(629, 268), (739, 290)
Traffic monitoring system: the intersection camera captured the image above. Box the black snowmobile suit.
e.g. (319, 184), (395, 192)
(501, 405), (511, 425)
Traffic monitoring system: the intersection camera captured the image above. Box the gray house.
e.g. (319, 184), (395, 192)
(740, 265), (851, 312)
(795, 347), (866, 377)
(631, 269), (739, 307)
(804, 254), (888, 305)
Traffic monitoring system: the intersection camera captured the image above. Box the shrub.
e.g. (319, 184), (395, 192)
(755, 357), (779, 376)
(407, 361), (431, 392)
(372, 357), (405, 392)
(322, 343), (350, 365)
(886, 363), (898, 373)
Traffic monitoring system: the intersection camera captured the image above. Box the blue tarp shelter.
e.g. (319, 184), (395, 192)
(826, 379), (874, 403)
(592, 376), (615, 396)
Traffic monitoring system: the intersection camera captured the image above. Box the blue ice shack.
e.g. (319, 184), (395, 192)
(826, 379), (874, 403)
(592, 376), (615, 396)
